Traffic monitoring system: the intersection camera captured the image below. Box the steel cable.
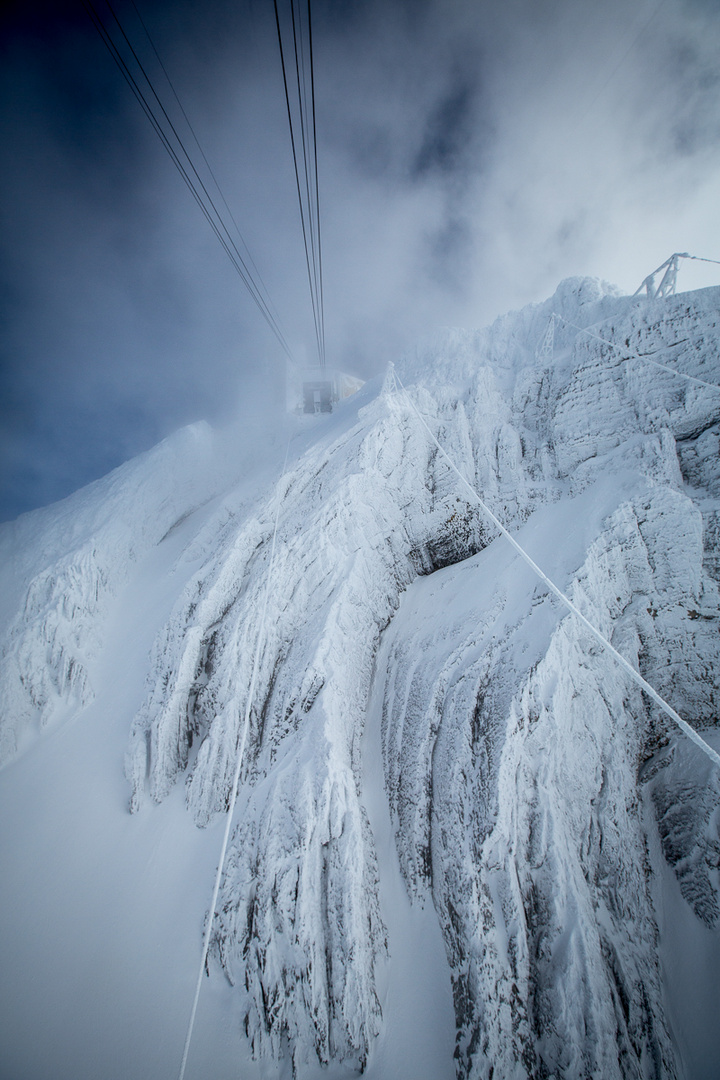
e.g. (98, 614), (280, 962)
(274, 0), (326, 369)
(391, 365), (720, 771)
(128, 0), (285, 334)
(84, 0), (294, 360)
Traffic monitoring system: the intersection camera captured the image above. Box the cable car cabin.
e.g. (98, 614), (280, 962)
(292, 367), (364, 415)
(303, 376), (334, 414)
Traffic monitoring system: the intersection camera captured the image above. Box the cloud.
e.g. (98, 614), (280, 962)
(1, 0), (720, 520)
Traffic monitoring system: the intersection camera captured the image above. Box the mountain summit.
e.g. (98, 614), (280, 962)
(1, 278), (719, 1079)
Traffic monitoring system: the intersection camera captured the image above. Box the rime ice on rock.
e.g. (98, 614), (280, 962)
(1, 279), (719, 1078)
(0, 422), (217, 762)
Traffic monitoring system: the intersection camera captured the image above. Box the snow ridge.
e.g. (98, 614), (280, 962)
(0, 422), (217, 763)
(380, 486), (717, 1078)
(124, 385), (504, 1069)
(1, 279), (719, 1078)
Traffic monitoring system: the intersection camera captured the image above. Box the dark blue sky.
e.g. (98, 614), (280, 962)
(2, 0), (720, 522)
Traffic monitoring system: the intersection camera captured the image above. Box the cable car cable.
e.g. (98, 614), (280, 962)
(98, 0), (283, 335)
(85, 0), (294, 361)
(391, 365), (720, 771)
(291, 0), (321, 351)
(274, 0), (325, 369)
(128, 0), (285, 334)
(293, 0), (325, 368)
(89, 0), (291, 356)
(307, 0), (326, 367)
(275, 0), (323, 366)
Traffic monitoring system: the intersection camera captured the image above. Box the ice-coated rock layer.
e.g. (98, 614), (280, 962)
(1, 278), (719, 1078)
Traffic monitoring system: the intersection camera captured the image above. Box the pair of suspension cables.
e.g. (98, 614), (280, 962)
(84, 0), (325, 369)
(273, 0), (326, 370)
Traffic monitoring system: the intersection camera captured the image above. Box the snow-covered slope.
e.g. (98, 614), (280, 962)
(1, 278), (719, 1079)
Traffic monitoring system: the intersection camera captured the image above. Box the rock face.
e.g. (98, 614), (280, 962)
(0, 422), (218, 764)
(1, 278), (719, 1078)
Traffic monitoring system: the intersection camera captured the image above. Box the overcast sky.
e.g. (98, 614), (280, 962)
(1, 0), (720, 522)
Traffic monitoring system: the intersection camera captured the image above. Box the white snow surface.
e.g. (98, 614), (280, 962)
(1, 277), (720, 1079)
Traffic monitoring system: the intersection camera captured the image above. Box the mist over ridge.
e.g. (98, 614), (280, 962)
(1, 0), (720, 520)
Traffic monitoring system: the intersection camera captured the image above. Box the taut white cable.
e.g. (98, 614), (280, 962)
(178, 439), (291, 1080)
(392, 367), (720, 770)
(554, 313), (720, 394)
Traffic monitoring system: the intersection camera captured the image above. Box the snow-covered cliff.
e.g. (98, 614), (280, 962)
(1, 278), (719, 1079)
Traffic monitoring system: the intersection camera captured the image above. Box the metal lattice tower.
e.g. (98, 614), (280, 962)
(633, 253), (690, 300)
(536, 313), (557, 362)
